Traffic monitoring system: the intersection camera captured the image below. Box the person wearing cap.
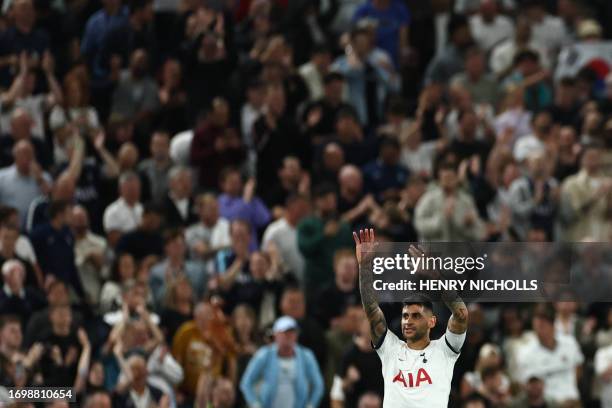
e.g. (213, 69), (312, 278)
(515, 304), (583, 405)
(240, 315), (324, 408)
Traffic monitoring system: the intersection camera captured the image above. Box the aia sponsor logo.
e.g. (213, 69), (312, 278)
(392, 368), (432, 388)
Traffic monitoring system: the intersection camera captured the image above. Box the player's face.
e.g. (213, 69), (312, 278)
(401, 304), (435, 342)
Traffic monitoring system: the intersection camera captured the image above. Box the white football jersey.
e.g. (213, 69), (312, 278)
(375, 328), (461, 408)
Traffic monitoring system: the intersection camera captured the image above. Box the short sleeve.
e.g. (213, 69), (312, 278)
(374, 329), (402, 364)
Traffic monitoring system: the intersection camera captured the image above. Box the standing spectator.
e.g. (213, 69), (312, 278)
(523, 0), (569, 62)
(159, 275), (193, 345)
(0, 0), (49, 86)
(262, 194), (310, 283)
(425, 14), (473, 85)
(110, 49), (160, 128)
(99, 252), (137, 314)
(260, 156), (310, 214)
(172, 302), (237, 399)
(331, 27), (399, 128)
(314, 249), (359, 330)
(504, 50), (552, 113)
(253, 83), (308, 188)
(352, 0), (410, 68)
(115, 203), (164, 262)
(137, 131), (172, 204)
(297, 183), (352, 299)
(112, 352), (170, 408)
(156, 59), (188, 135)
(240, 315), (324, 408)
(490, 16), (550, 79)
(516, 304), (583, 406)
(451, 48), (501, 108)
(468, 0), (514, 53)
(301, 72), (352, 144)
(30, 200), (85, 298)
(414, 163), (485, 241)
(362, 137), (409, 203)
(595, 341), (612, 408)
(298, 45), (332, 101)
(185, 193), (231, 266)
(0, 223), (41, 288)
(0, 140), (50, 227)
(190, 97), (244, 191)
(217, 167), (271, 249)
(71, 205), (108, 307)
(149, 229), (206, 309)
(103, 172), (143, 247)
(0, 259), (45, 325)
(560, 146), (612, 241)
(161, 166), (197, 227)
(508, 151), (559, 240)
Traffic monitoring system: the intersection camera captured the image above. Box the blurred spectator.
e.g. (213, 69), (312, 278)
(490, 15), (550, 79)
(516, 304), (583, 405)
(513, 110), (552, 163)
(330, 309), (383, 408)
(159, 275), (193, 344)
(297, 183), (352, 298)
(103, 172), (143, 247)
(190, 97), (244, 191)
(115, 203), (164, 262)
(71, 205), (108, 307)
(185, 193), (231, 268)
(253, 83), (309, 187)
(299, 45), (332, 101)
(523, 0), (569, 61)
(261, 156), (310, 213)
(31, 200), (85, 298)
(415, 163), (485, 241)
(302, 72), (352, 145)
(357, 392), (382, 408)
(451, 48), (501, 108)
(314, 249), (359, 330)
(217, 167), (270, 249)
(468, 0), (514, 53)
(110, 49), (159, 126)
(262, 194), (310, 283)
(137, 130), (172, 204)
(504, 50), (552, 113)
(595, 340), (612, 408)
(240, 315), (324, 408)
(460, 343), (511, 402)
(149, 229), (206, 309)
(560, 146), (612, 241)
(0, 222), (41, 288)
(425, 14), (473, 85)
(99, 252), (137, 314)
(352, 0), (410, 68)
(161, 165), (197, 227)
(508, 151), (559, 240)
(331, 26), (399, 128)
(363, 137), (409, 203)
(172, 302), (237, 399)
(0, 140), (51, 227)
(0, 259), (45, 324)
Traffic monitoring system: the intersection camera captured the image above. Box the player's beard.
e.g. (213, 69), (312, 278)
(403, 325), (428, 342)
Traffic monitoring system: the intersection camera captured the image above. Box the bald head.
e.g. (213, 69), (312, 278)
(53, 173), (76, 201)
(194, 302), (214, 332)
(323, 143), (345, 172)
(339, 165), (363, 192)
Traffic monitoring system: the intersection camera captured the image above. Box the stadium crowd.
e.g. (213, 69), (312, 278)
(0, 0), (610, 406)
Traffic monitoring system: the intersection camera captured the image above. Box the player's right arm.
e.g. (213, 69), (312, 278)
(354, 228), (387, 346)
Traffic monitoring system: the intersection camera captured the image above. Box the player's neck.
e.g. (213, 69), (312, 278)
(406, 337), (431, 350)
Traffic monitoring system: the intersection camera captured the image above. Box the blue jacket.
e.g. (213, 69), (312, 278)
(240, 344), (324, 408)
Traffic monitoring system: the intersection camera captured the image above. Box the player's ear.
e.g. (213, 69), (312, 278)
(428, 315), (437, 329)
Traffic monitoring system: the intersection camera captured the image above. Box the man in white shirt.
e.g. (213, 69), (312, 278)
(353, 229), (468, 408)
(262, 194), (310, 284)
(516, 304), (583, 405)
(595, 342), (612, 408)
(185, 193), (231, 274)
(103, 171), (143, 247)
(469, 0), (514, 53)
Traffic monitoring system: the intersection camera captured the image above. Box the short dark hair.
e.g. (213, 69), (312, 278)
(513, 50), (539, 66)
(323, 71), (345, 85)
(402, 293), (434, 313)
(143, 201), (163, 216)
(163, 228), (185, 245)
(447, 14), (469, 38)
(285, 193), (310, 207)
(533, 303), (555, 324)
(48, 200), (71, 220)
(219, 166), (241, 184)
(313, 182), (337, 199)
(480, 366), (501, 381)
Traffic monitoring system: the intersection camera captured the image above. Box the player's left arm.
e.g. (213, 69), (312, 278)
(442, 291), (468, 334)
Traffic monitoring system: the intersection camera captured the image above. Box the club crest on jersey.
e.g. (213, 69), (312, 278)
(392, 368), (432, 388)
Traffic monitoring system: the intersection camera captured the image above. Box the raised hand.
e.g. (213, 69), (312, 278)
(353, 228), (377, 265)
